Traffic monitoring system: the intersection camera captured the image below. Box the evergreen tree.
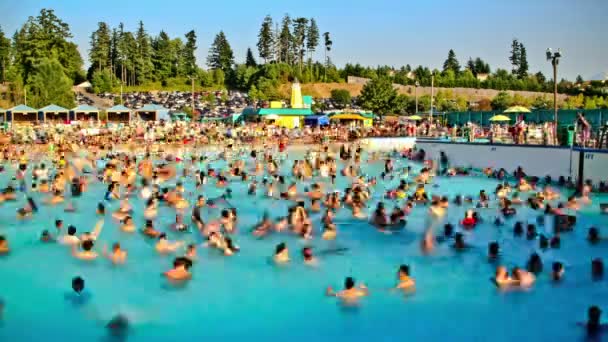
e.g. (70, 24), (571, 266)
(27, 58), (75, 108)
(517, 42), (528, 78)
(88, 22), (111, 79)
(359, 76), (399, 117)
(292, 17), (308, 71)
(152, 30), (174, 81)
(245, 47), (257, 67)
(442, 49), (460, 74)
(509, 38), (520, 75)
(257, 15), (274, 64)
(182, 30), (197, 76)
(474, 57), (490, 74)
(576, 75), (584, 84)
(535, 71), (546, 85)
(0, 26), (10, 83)
(135, 21), (154, 83)
(207, 31), (234, 72)
(323, 31), (332, 73)
(278, 14), (292, 64)
(466, 57), (476, 75)
(12, 8), (83, 84)
(306, 18), (319, 63)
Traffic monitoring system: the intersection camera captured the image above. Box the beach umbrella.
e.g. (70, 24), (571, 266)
(503, 105), (531, 113)
(407, 115), (423, 121)
(489, 115), (511, 122)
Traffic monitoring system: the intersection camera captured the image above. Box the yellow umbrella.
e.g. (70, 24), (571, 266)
(489, 115), (511, 122)
(504, 105), (531, 113)
(407, 115), (423, 121)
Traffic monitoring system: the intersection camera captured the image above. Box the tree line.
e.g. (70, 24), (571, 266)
(1, 9), (605, 111)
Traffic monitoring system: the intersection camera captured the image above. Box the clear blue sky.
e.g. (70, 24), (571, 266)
(1, 0), (606, 80)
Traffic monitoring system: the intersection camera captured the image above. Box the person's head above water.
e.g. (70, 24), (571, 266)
(399, 264), (410, 276)
(344, 277), (356, 290)
(275, 242), (287, 255)
(72, 276), (85, 294)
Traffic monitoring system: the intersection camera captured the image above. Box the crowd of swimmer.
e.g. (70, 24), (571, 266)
(0, 141), (606, 336)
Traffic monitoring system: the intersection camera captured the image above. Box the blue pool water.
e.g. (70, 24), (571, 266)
(0, 147), (607, 341)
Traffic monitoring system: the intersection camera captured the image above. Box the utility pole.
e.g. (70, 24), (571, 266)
(430, 73), (434, 124)
(415, 80), (419, 114)
(188, 75), (196, 118)
(546, 48), (562, 145)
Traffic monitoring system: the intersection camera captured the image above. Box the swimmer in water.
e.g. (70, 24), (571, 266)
(511, 267), (536, 287)
(0, 235), (9, 254)
(326, 277), (369, 300)
(103, 242), (127, 264)
(494, 266), (516, 287)
(164, 257), (192, 281)
(274, 242), (290, 263)
(302, 247), (317, 266)
(120, 216), (135, 233)
(579, 306), (608, 337)
(396, 265), (415, 290)
(155, 233), (185, 254)
(72, 239), (98, 261)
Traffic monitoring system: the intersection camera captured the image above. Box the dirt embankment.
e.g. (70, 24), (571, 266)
(279, 77), (567, 103)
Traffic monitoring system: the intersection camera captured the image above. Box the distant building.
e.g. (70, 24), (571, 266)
(476, 73), (489, 82)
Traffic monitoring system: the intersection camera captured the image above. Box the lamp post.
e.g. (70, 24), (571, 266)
(187, 75), (196, 116)
(430, 73), (435, 124)
(414, 80), (419, 114)
(546, 48), (562, 145)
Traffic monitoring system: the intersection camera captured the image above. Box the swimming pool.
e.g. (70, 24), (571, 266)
(0, 146), (607, 341)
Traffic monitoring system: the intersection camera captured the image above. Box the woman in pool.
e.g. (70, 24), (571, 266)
(396, 265), (415, 290)
(274, 242), (290, 263)
(460, 209), (477, 229)
(103, 242), (127, 264)
(326, 277), (368, 301)
(164, 257), (192, 281)
(155, 233), (185, 254)
(322, 209), (337, 240)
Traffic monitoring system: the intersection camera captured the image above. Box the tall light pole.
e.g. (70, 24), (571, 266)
(187, 75), (196, 115)
(414, 80), (419, 114)
(546, 48), (562, 145)
(430, 73), (434, 124)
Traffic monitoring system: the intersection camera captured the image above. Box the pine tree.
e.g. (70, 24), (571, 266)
(306, 18), (319, 63)
(135, 21), (154, 83)
(152, 31), (173, 80)
(278, 14), (292, 64)
(323, 32), (332, 80)
(442, 49), (460, 74)
(517, 43), (528, 78)
(12, 9), (83, 84)
(576, 75), (584, 84)
(182, 30), (197, 76)
(509, 38), (520, 75)
(88, 22), (111, 79)
(245, 47), (257, 67)
(466, 57), (476, 75)
(257, 15), (274, 64)
(28, 58), (75, 108)
(207, 31), (234, 72)
(292, 17), (308, 71)
(0, 26), (10, 83)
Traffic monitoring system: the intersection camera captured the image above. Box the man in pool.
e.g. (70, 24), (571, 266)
(326, 277), (368, 301)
